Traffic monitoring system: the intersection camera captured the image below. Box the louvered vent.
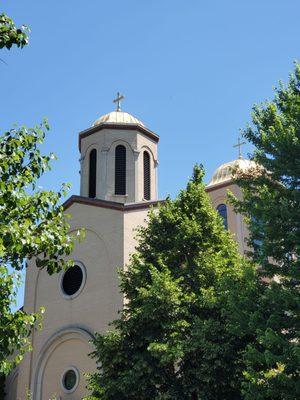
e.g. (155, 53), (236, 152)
(89, 149), (97, 198)
(144, 151), (151, 200)
(115, 145), (126, 195)
(62, 265), (83, 296)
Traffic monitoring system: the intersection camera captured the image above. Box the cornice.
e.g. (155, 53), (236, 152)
(205, 179), (234, 192)
(63, 195), (164, 212)
(78, 123), (160, 151)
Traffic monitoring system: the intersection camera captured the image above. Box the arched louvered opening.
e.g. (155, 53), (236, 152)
(143, 151), (151, 200)
(88, 149), (97, 198)
(217, 203), (228, 230)
(115, 145), (126, 195)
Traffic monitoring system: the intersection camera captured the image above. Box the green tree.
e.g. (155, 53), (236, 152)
(232, 63), (300, 399)
(0, 121), (76, 376)
(0, 13), (29, 50)
(0, 12), (76, 387)
(87, 165), (258, 400)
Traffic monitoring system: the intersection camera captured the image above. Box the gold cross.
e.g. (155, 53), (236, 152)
(233, 136), (246, 159)
(113, 92), (125, 112)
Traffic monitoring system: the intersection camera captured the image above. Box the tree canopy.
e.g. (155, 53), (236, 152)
(0, 121), (75, 275)
(232, 62), (300, 399)
(0, 12), (76, 383)
(0, 13), (29, 50)
(0, 121), (76, 375)
(87, 165), (258, 400)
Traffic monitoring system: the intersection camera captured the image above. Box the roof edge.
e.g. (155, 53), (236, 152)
(78, 123), (159, 151)
(63, 195), (165, 212)
(205, 179), (235, 192)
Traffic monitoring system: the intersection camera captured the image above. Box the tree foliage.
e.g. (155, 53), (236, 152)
(0, 121), (76, 377)
(232, 63), (300, 399)
(0, 13), (29, 50)
(0, 121), (75, 275)
(87, 165), (258, 400)
(0, 266), (41, 375)
(0, 10), (77, 384)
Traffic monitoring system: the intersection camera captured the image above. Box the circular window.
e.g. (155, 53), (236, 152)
(60, 262), (86, 298)
(61, 367), (79, 393)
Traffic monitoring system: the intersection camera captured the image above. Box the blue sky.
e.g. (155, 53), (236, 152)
(2, 0), (300, 307)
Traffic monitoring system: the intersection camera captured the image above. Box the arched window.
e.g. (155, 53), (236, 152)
(143, 151), (151, 200)
(115, 145), (126, 195)
(217, 204), (228, 230)
(88, 149), (97, 198)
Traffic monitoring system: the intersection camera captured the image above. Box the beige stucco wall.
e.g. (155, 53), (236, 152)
(13, 200), (153, 400)
(206, 181), (249, 255)
(14, 202), (126, 399)
(124, 208), (152, 265)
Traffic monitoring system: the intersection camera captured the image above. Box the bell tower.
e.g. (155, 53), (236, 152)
(78, 94), (159, 204)
(9, 95), (163, 400)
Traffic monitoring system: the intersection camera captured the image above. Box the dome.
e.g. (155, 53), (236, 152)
(207, 158), (256, 187)
(93, 111), (145, 127)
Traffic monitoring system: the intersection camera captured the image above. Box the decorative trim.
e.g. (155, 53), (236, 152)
(140, 144), (156, 162)
(107, 138), (135, 155)
(205, 180), (234, 192)
(63, 195), (164, 212)
(78, 123), (159, 151)
(211, 194), (228, 207)
(133, 149), (140, 158)
(82, 142), (98, 159)
(31, 326), (94, 400)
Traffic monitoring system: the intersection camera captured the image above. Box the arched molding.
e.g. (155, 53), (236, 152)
(80, 143), (99, 197)
(211, 194), (229, 209)
(68, 226), (113, 268)
(28, 226), (110, 391)
(140, 145), (157, 202)
(82, 145), (98, 176)
(32, 226), (111, 315)
(114, 144), (127, 195)
(140, 144), (156, 163)
(106, 138), (135, 155)
(82, 142), (98, 160)
(31, 326), (94, 400)
(106, 139), (135, 200)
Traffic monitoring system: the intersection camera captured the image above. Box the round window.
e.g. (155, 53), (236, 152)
(61, 367), (79, 393)
(61, 263), (85, 298)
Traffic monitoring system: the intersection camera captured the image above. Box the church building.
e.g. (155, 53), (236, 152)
(6, 95), (252, 399)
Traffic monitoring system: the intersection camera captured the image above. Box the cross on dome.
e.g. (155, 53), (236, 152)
(233, 136), (246, 159)
(113, 92), (125, 112)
